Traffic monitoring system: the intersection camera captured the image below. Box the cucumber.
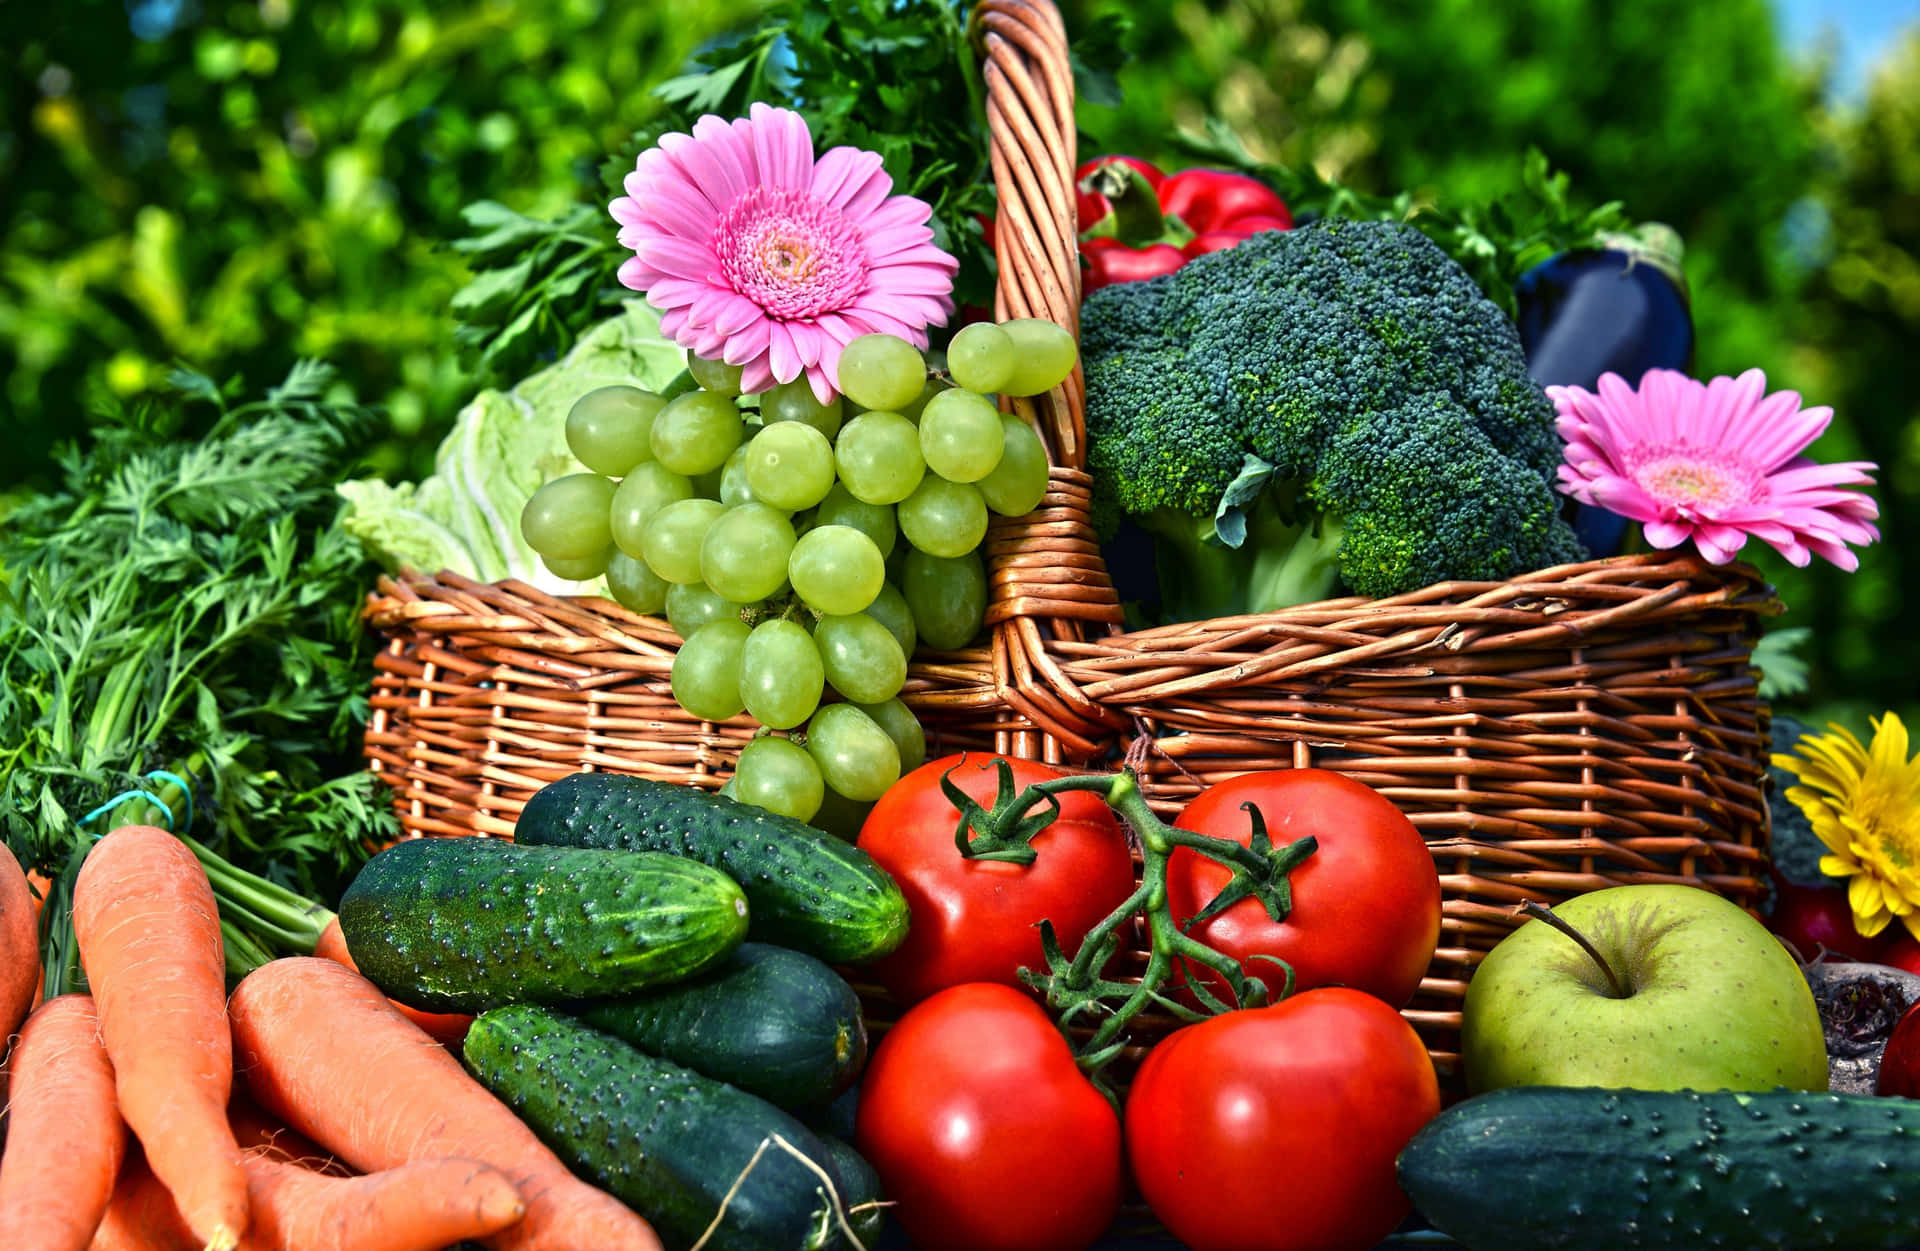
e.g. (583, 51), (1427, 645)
(464, 1004), (849, 1251)
(814, 1132), (886, 1251)
(576, 942), (867, 1111)
(516, 772), (909, 964)
(338, 837), (748, 1013)
(1397, 1085), (1920, 1249)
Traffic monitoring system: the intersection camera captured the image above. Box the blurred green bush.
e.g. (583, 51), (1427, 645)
(0, 0), (760, 484)
(2, 0), (1912, 726)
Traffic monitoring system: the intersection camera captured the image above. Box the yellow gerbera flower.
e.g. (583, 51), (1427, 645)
(1773, 713), (1920, 941)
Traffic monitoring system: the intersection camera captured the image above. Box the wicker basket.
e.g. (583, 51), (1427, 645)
(362, 0), (1781, 1083)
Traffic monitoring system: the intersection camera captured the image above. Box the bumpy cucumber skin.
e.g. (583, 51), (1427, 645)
(1397, 1086), (1920, 1250)
(576, 942), (868, 1112)
(464, 1004), (846, 1251)
(338, 837), (748, 1013)
(516, 772), (909, 964)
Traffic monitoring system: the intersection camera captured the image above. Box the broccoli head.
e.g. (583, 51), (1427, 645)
(1082, 218), (1583, 620)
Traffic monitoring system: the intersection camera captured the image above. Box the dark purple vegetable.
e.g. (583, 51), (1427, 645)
(1515, 225), (1694, 558)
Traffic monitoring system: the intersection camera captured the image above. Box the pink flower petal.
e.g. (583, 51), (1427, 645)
(749, 103), (815, 193)
(617, 256), (651, 291)
(767, 321), (803, 384)
(1642, 519), (1694, 550)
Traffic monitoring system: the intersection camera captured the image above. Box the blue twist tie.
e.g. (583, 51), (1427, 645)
(143, 770), (195, 833)
(78, 789), (177, 833)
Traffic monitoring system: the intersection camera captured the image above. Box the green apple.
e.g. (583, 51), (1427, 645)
(1462, 883), (1828, 1093)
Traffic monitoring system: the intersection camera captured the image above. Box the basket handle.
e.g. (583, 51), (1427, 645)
(972, 0), (1129, 758)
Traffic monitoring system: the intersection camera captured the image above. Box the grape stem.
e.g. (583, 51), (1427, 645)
(951, 764), (1313, 1094)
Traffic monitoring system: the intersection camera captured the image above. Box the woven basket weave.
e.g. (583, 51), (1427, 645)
(362, 0), (1781, 1082)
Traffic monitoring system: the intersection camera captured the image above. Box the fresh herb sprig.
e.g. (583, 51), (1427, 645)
(0, 362), (398, 992)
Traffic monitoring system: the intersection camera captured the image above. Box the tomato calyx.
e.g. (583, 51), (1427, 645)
(942, 757), (1061, 865)
(1182, 802), (1318, 929)
(972, 768), (1313, 1086)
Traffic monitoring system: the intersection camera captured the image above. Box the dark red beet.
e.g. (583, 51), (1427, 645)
(1877, 1001), (1920, 1098)
(1881, 934), (1920, 978)
(1769, 874), (1890, 963)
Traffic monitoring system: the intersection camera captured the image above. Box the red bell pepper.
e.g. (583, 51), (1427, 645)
(1074, 156), (1293, 293)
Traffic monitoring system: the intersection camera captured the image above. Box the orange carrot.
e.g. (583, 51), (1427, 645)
(90, 1146), (527, 1251)
(231, 958), (661, 1251)
(0, 995), (127, 1251)
(228, 1092), (349, 1176)
(1, 843), (38, 1053)
(74, 825), (249, 1250)
(90, 1149), (200, 1251)
(312, 916), (473, 1047)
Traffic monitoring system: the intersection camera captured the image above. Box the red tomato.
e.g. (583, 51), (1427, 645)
(1882, 933), (1920, 977)
(1125, 987), (1441, 1251)
(857, 753), (1135, 1005)
(1767, 871), (1889, 963)
(1168, 769), (1440, 1008)
(857, 984), (1123, 1251)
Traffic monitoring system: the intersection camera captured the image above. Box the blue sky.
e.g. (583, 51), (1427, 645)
(1774, 0), (1919, 98)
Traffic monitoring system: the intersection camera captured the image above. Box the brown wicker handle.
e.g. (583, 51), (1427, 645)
(971, 0), (1129, 759)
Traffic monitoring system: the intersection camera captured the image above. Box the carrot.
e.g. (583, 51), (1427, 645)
(0, 995), (128, 1251)
(228, 1092), (349, 1176)
(231, 958), (661, 1251)
(312, 916), (473, 1047)
(90, 1147), (526, 1251)
(73, 825), (249, 1251)
(90, 1148), (201, 1251)
(1, 842), (38, 1053)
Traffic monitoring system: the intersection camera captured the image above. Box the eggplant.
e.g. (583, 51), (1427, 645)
(1515, 225), (1694, 557)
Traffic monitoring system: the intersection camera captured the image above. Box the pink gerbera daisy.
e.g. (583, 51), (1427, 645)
(1549, 368), (1880, 569)
(610, 103), (958, 402)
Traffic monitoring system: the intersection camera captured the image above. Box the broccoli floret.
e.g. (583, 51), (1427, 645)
(1083, 218), (1583, 619)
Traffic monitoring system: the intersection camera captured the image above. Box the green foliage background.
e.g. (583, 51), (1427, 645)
(3, 0), (1914, 730)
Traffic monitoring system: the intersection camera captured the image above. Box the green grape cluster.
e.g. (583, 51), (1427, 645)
(516, 321), (1077, 828)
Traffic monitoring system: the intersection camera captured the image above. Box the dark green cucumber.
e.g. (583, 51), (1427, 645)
(464, 1004), (848, 1251)
(338, 837), (747, 1013)
(576, 942), (867, 1111)
(1397, 1085), (1920, 1249)
(814, 1133), (885, 1251)
(516, 772), (908, 963)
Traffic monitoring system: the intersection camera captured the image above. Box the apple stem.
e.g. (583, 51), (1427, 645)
(1520, 899), (1628, 999)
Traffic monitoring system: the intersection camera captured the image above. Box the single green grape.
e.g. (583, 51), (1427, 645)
(810, 784), (876, 842)
(671, 619), (751, 721)
(542, 547), (612, 581)
(834, 411), (925, 505)
(897, 477), (988, 557)
(731, 735), (825, 822)
(610, 461), (696, 558)
(520, 473), (617, 560)
(744, 422), (836, 512)
(665, 581), (743, 639)
(813, 482), (897, 557)
(864, 581), (918, 659)
(902, 548), (988, 650)
(650, 389), (744, 475)
(854, 697), (927, 774)
(739, 619), (826, 730)
(606, 550), (670, 615)
(788, 525), (887, 616)
(918, 388), (1005, 483)
(837, 334), (928, 412)
(700, 503), (796, 603)
(975, 414), (1050, 517)
(687, 353), (745, 397)
(897, 376), (950, 423)
(814, 612), (907, 704)
(999, 318), (1079, 397)
(946, 322), (1016, 394)
(566, 385), (665, 476)
(715, 443), (760, 509)
(762, 377), (845, 440)
(804, 703), (901, 802)
(640, 497), (729, 584)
